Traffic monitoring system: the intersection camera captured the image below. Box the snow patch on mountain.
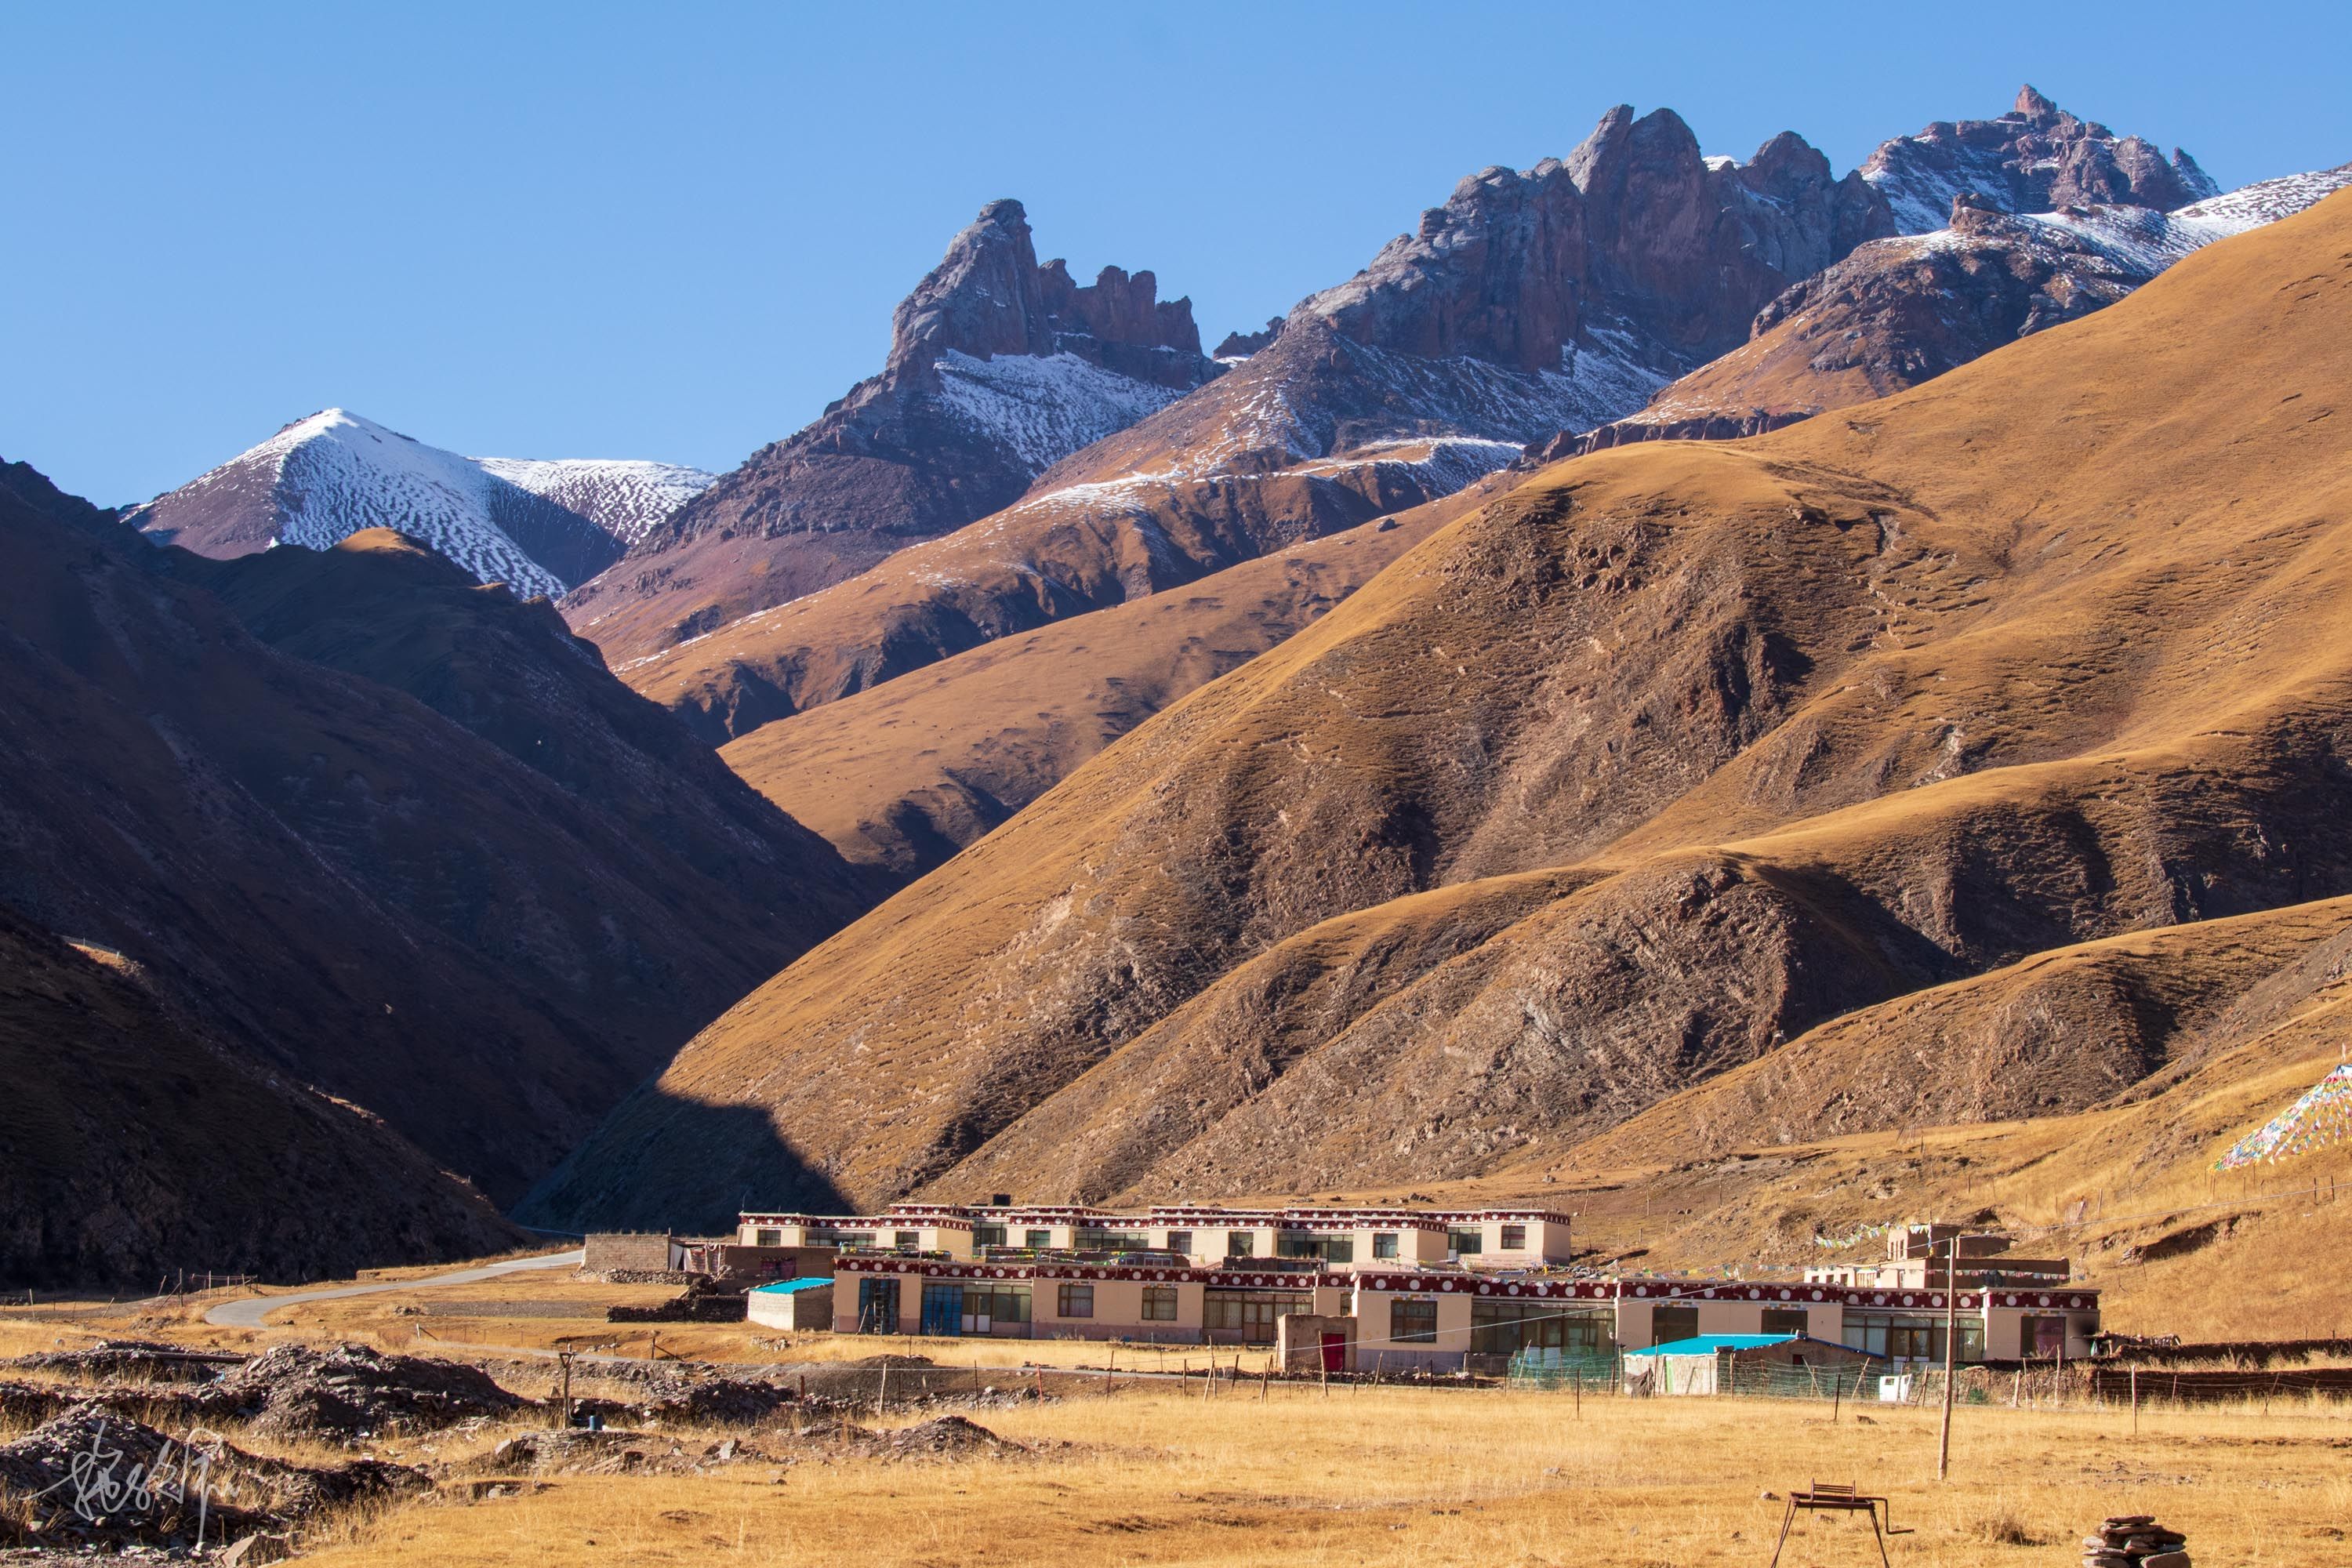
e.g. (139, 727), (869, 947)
(929, 350), (1192, 470)
(475, 458), (716, 548)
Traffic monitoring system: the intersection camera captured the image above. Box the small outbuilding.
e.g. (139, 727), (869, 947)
(746, 1276), (836, 1332)
(1623, 1333), (1880, 1396)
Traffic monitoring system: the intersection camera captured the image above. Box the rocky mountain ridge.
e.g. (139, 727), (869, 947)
(561, 201), (1223, 660)
(607, 90), (2230, 751)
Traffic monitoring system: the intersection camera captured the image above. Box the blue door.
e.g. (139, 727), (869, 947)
(921, 1283), (964, 1336)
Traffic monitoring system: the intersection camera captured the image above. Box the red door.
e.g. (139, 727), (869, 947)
(1321, 1332), (1347, 1373)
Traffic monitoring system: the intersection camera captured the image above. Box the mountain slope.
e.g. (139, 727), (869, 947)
(0, 476), (865, 1205)
(0, 906), (519, 1289)
(719, 468), (1525, 875)
(541, 188), (2352, 1226)
(561, 201), (1222, 662)
(128, 408), (715, 597)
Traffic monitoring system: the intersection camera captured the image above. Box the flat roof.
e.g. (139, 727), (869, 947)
(751, 1277), (836, 1294)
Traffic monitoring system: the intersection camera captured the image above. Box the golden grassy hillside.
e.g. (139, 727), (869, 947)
(720, 472), (1519, 876)
(620, 436), (1504, 747)
(550, 191), (2352, 1229)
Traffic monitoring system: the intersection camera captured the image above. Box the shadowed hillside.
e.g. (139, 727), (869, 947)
(539, 190), (2352, 1226)
(0, 483), (867, 1208)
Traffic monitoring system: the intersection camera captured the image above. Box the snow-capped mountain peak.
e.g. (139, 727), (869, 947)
(129, 410), (715, 598)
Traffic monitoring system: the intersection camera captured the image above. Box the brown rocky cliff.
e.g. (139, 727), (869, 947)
(564, 199), (1219, 663)
(1301, 105), (1889, 383)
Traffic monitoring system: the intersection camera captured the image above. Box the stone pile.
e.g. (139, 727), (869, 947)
(2083, 1515), (2189, 1568)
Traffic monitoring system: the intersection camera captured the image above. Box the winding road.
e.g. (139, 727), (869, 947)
(203, 1248), (585, 1329)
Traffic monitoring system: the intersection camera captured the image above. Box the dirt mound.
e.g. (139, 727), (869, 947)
(2, 1340), (239, 1386)
(202, 1344), (522, 1443)
(0, 1401), (424, 1551)
(874, 1415), (1024, 1460)
(481, 1429), (773, 1478)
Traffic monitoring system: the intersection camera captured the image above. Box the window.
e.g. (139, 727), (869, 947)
(894, 1230), (920, 1250)
(1057, 1283), (1094, 1318)
(1499, 1224), (1527, 1250)
(963, 1285), (1030, 1328)
(1323, 1236), (1354, 1264)
(1373, 1232), (1399, 1259)
(1471, 1300), (1611, 1356)
(1025, 1229), (1052, 1249)
(1390, 1298), (1437, 1344)
(973, 1224), (1007, 1248)
(1278, 1232), (1355, 1264)
(1762, 1308), (1809, 1336)
(754, 1229), (783, 1248)
(1142, 1286), (1179, 1322)
(1845, 1313), (1983, 1363)
(1226, 1231), (1255, 1258)
(1203, 1289), (1312, 1343)
(1075, 1228), (1149, 1251)
(810, 1229), (876, 1249)
(1165, 1230), (1194, 1256)
(1447, 1228), (1484, 1255)
(1650, 1305), (1698, 1345)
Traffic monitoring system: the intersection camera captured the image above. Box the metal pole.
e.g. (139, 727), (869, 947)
(1936, 1236), (1958, 1482)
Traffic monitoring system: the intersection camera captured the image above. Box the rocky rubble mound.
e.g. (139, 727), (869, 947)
(2084, 1515), (2190, 1568)
(0, 1402), (424, 1552)
(1, 1339), (237, 1386)
(201, 1344), (522, 1443)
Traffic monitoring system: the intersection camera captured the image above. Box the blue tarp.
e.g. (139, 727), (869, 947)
(750, 1277), (835, 1294)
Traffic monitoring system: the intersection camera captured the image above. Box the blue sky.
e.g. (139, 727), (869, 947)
(5, 2), (2347, 505)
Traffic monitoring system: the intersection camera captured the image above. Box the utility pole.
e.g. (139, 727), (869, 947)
(1936, 1234), (1959, 1482)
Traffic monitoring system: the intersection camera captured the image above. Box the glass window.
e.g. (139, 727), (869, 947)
(973, 1224), (1007, 1248)
(1025, 1229), (1052, 1249)
(1650, 1305), (1698, 1345)
(1471, 1300), (1611, 1356)
(963, 1284), (1030, 1327)
(1203, 1289), (1312, 1342)
(1058, 1283), (1094, 1318)
(754, 1229), (783, 1248)
(1323, 1236), (1354, 1265)
(1373, 1232), (1399, 1259)
(1762, 1308), (1809, 1336)
(1448, 1228), (1484, 1255)
(894, 1230), (920, 1250)
(1499, 1224), (1527, 1250)
(1165, 1230), (1194, 1256)
(1141, 1286), (1178, 1322)
(1843, 1313), (1983, 1363)
(1227, 1231), (1256, 1258)
(1390, 1298), (1437, 1344)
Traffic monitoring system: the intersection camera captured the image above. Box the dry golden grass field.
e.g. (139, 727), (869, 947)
(292, 1385), (2352, 1566)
